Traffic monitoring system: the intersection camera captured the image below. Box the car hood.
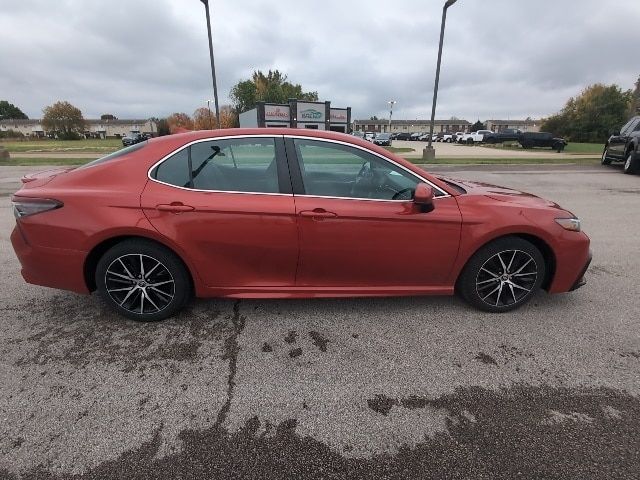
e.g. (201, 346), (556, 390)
(439, 176), (563, 209)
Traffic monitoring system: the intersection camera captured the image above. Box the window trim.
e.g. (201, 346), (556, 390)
(283, 135), (450, 200)
(147, 135), (293, 196)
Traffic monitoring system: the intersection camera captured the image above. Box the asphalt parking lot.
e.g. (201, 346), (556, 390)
(1, 163), (639, 479)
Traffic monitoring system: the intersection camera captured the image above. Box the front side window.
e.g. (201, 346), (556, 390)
(293, 139), (433, 200)
(152, 137), (280, 193)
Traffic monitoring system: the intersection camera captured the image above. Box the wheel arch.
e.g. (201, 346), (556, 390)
(455, 232), (556, 291)
(84, 235), (196, 294)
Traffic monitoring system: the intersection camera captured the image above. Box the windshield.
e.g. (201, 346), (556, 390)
(76, 141), (148, 169)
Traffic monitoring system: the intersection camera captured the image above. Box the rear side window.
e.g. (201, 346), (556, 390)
(154, 148), (190, 188)
(151, 137), (280, 193)
(78, 141), (148, 169)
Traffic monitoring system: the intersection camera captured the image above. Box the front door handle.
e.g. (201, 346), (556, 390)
(156, 202), (195, 213)
(299, 208), (337, 219)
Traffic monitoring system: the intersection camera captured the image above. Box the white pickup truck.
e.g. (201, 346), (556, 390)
(460, 130), (493, 144)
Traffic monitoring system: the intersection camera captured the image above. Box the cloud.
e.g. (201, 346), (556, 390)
(1, 0), (638, 121)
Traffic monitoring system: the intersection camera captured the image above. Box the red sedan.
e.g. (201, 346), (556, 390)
(11, 129), (591, 321)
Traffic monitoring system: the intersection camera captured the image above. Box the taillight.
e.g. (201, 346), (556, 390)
(12, 197), (63, 218)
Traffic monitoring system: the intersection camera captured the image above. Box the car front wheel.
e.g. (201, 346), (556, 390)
(601, 147), (612, 165)
(457, 237), (545, 313)
(95, 239), (191, 321)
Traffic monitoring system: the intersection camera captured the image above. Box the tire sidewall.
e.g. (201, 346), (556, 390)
(95, 240), (191, 321)
(623, 151), (637, 174)
(458, 237), (546, 313)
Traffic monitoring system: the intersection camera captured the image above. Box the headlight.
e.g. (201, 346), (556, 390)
(555, 217), (581, 232)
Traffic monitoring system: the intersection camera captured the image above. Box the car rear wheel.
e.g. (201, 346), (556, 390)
(623, 151), (638, 174)
(457, 237), (545, 313)
(466, 138), (474, 145)
(601, 147), (612, 165)
(95, 239), (191, 321)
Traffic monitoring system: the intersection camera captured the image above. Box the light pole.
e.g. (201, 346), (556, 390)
(424, 0), (459, 160)
(387, 100), (396, 133)
(206, 99), (215, 129)
(200, 0), (220, 128)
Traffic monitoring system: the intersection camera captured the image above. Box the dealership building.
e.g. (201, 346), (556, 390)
(239, 99), (352, 133)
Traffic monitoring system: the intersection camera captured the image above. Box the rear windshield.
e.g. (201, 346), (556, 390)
(76, 141), (148, 169)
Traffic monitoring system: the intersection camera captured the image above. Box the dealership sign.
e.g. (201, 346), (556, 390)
(264, 105), (290, 121)
(297, 102), (325, 123)
(330, 109), (348, 123)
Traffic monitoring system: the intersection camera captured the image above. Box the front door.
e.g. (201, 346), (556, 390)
(287, 138), (461, 289)
(141, 136), (298, 289)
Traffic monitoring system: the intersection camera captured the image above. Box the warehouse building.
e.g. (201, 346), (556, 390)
(239, 100), (352, 133)
(0, 119), (157, 138)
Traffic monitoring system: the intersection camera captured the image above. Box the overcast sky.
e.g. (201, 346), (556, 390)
(1, 0), (639, 122)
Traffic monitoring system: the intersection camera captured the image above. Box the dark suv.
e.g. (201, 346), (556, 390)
(602, 115), (640, 174)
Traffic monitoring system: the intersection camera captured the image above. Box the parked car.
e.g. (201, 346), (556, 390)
(461, 130), (493, 144)
(601, 115), (640, 174)
(390, 133), (399, 140)
(373, 133), (392, 146)
(122, 133), (146, 146)
(417, 133), (430, 141)
(364, 132), (376, 142)
(441, 133), (454, 143)
(351, 131), (365, 140)
(395, 132), (413, 141)
(483, 129), (522, 144)
(409, 132), (423, 141)
(519, 132), (567, 152)
(11, 128), (590, 321)
(454, 132), (466, 143)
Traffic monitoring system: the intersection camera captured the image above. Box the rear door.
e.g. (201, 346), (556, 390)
(285, 137), (461, 289)
(141, 135), (299, 289)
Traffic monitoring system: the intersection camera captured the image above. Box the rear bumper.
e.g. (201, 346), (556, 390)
(10, 225), (89, 294)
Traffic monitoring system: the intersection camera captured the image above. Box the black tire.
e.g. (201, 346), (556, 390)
(601, 147), (612, 165)
(457, 236), (546, 313)
(466, 138), (474, 145)
(623, 150), (639, 174)
(95, 239), (191, 321)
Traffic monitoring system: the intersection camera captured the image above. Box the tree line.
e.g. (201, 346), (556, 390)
(541, 76), (639, 142)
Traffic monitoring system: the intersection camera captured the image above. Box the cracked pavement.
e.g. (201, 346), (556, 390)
(1, 164), (639, 479)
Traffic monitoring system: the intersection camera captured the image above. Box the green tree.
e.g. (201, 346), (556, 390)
(230, 70), (318, 113)
(156, 118), (171, 136)
(541, 83), (632, 142)
(42, 101), (85, 140)
(100, 113), (117, 120)
(0, 100), (28, 119)
(471, 120), (485, 131)
(630, 75), (640, 116)
(369, 116), (380, 121)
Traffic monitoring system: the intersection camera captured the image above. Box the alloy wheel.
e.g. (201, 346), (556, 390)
(104, 254), (175, 315)
(475, 249), (538, 308)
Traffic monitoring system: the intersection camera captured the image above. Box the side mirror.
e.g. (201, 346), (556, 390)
(413, 183), (435, 212)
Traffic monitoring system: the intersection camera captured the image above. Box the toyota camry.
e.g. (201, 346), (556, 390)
(11, 129), (591, 321)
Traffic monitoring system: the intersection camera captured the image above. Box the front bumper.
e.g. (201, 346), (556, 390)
(10, 225), (89, 294)
(569, 251), (592, 291)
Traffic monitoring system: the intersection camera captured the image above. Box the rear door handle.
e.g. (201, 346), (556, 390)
(156, 202), (195, 213)
(299, 208), (337, 219)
